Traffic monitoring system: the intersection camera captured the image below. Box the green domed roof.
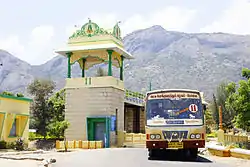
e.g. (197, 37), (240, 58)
(69, 19), (122, 40)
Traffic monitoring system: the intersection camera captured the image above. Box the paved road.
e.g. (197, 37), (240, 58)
(0, 148), (250, 167)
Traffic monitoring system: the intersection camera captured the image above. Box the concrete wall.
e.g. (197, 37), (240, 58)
(0, 95), (32, 143)
(65, 76), (124, 147)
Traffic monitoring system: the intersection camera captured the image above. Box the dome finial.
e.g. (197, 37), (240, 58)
(113, 21), (121, 39)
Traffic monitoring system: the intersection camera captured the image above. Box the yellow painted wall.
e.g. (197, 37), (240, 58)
(0, 112), (5, 140)
(68, 35), (124, 48)
(0, 95), (32, 143)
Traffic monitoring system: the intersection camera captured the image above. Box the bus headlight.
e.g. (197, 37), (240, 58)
(150, 134), (161, 140)
(196, 134), (201, 139)
(190, 133), (201, 139)
(150, 134), (156, 139)
(155, 134), (161, 139)
(190, 134), (196, 139)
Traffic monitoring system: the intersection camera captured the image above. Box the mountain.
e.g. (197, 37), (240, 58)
(1, 26), (250, 100)
(0, 49), (34, 95)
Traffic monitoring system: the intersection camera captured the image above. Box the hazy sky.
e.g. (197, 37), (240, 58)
(0, 0), (249, 65)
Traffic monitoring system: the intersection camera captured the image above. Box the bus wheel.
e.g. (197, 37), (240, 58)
(148, 149), (158, 159)
(189, 148), (198, 160)
(148, 149), (152, 157)
(148, 149), (153, 159)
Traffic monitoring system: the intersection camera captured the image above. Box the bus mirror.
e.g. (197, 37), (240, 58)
(203, 105), (207, 111)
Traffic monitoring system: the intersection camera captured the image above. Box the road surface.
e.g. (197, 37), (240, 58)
(0, 148), (250, 167)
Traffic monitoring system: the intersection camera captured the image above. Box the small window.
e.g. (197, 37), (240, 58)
(9, 118), (17, 137)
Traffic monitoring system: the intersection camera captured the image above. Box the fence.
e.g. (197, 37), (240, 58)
(124, 89), (145, 106)
(56, 133), (250, 149)
(56, 140), (103, 150)
(224, 134), (249, 144)
(223, 134), (250, 149)
(123, 133), (250, 146)
(123, 133), (146, 146)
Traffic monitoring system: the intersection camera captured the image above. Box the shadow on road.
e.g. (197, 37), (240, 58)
(148, 153), (212, 163)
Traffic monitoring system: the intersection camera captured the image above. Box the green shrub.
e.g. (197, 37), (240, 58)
(15, 138), (25, 151)
(228, 143), (248, 150)
(29, 132), (63, 140)
(29, 132), (42, 140)
(3, 139), (27, 151)
(29, 132), (37, 140)
(207, 131), (218, 138)
(206, 126), (212, 134)
(6, 142), (16, 149)
(0, 140), (7, 149)
(1, 91), (14, 96)
(16, 93), (24, 97)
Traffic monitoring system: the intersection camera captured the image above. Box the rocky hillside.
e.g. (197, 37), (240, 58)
(0, 25), (250, 100)
(0, 49), (33, 95)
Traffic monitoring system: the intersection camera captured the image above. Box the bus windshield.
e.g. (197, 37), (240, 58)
(146, 92), (204, 126)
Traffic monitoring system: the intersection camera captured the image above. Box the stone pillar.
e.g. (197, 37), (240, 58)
(217, 106), (225, 144)
(66, 52), (72, 78)
(107, 50), (113, 76)
(117, 131), (125, 147)
(139, 107), (145, 133)
(219, 106), (223, 130)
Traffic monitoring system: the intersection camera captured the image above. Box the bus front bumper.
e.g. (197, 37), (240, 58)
(146, 140), (205, 149)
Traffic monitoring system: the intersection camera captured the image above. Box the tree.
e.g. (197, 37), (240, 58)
(205, 109), (215, 133)
(242, 67), (250, 79)
(210, 81), (236, 130)
(226, 68), (250, 131)
(48, 120), (69, 139)
(47, 89), (68, 138)
(96, 67), (108, 77)
(29, 118), (36, 129)
(28, 79), (55, 138)
(62, 121), (70, 152)
(48, 89), (65, 122)
(46, 89), (70, 151)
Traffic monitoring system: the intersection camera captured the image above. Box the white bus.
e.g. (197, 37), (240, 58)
(145, 89), (207, 159)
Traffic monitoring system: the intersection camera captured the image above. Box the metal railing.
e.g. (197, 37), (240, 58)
(124, 89), (145, 106)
